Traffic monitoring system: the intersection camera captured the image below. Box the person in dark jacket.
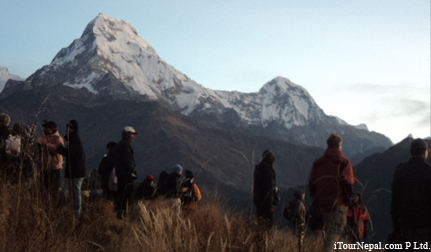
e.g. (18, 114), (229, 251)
(98, 142), (116, 200)
(0, 113), (10, 139)
(390, 138), (431, 249)
(57, 120), (87, 219)
(181, 170), (203, 209)
(253, 150), (278, 229)
(136, 175), (156, 201)
(114, 126), (138, 220)
(156, 170), (169, 197)
(165, 165), (183, 199)
(284, 190), (307, 235)
(0, 113), (11, 157)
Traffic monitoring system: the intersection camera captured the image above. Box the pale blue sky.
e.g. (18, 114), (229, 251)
(1, 0), (429, 143)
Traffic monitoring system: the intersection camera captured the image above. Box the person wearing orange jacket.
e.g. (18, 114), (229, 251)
(36, 120), (65, 195)
(346, 193), (369, 242)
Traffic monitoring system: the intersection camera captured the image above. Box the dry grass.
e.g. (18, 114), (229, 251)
(0, 134), (367, 252)
(0, 178), (375, 252)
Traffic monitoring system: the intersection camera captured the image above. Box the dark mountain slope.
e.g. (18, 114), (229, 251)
(0, 85), (325, 203)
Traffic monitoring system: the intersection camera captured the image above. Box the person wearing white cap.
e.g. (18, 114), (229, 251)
(114, 126), (138, 220)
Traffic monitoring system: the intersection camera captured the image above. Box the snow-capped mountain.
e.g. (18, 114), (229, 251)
(22, 14), (328, 129)
(0, 66), (22, 92)
(2, 13), (392, 155)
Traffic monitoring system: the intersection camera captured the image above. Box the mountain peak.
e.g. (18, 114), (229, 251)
(0, 66), (23, 92)
(260, 76), (316, 104)
(40, 13), (189, 98)
(52, 13), (158, 67)
(265, 76), (306, 91)
(257, 76), (321, 128)
(91, 13), (157, 55)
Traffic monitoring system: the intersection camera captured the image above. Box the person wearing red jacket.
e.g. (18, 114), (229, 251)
(309, 133), (355, 252)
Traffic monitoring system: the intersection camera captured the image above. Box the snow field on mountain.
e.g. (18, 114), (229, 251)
(31, 13), (333, 129)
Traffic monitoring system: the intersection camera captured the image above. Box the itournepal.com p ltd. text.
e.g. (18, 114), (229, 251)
(334, 241), (429, 251)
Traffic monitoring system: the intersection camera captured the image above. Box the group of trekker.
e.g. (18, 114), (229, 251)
(253, 133), (430, 252)
(97, 134), (203, 220)
(1, 112), (430, 251)
(0, 113), (203, 221)
(0, 114), (88, 219)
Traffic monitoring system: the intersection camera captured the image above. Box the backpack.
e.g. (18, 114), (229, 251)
(284, 200), (296, 222)
(183, 183), (202, 205)
(5, 134), (21, 156)
(194, 184), (202, 201)
(157, 171), (169, 196)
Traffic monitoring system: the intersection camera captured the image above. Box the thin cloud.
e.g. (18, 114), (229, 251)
(385, 99), (429, 117)
(361, 97), (430, 125)
(417, 114), (431, 128)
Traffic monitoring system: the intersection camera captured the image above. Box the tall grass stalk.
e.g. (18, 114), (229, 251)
(0, 180), (375, 252)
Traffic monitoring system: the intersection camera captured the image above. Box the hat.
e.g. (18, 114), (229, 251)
(67, 119), (79, 130)
(410, 138), (428, 155)
(262, 149), (273, 158)
(123, 126), (138, 134)
(146, 175), (154, 180)
(106, 142), (116, 149)
(173, 165), (183, 175)
(42, 120), (57, 130)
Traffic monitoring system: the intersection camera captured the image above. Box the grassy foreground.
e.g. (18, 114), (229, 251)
(0, 178), (373, 252)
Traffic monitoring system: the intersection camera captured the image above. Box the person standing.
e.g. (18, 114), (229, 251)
(0, 113), (11, 176)
(253, 150), (279, 229)
(390, 138), (431, 250)
(36, 120), (65, 195)
(114, 126), (138, 220)
(98, 142), (117, 200)
(309, 133), (355, 252)
(284, 190), (307, 235)
(57, 120), (87, 219)
(0, 113), (11, 152)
